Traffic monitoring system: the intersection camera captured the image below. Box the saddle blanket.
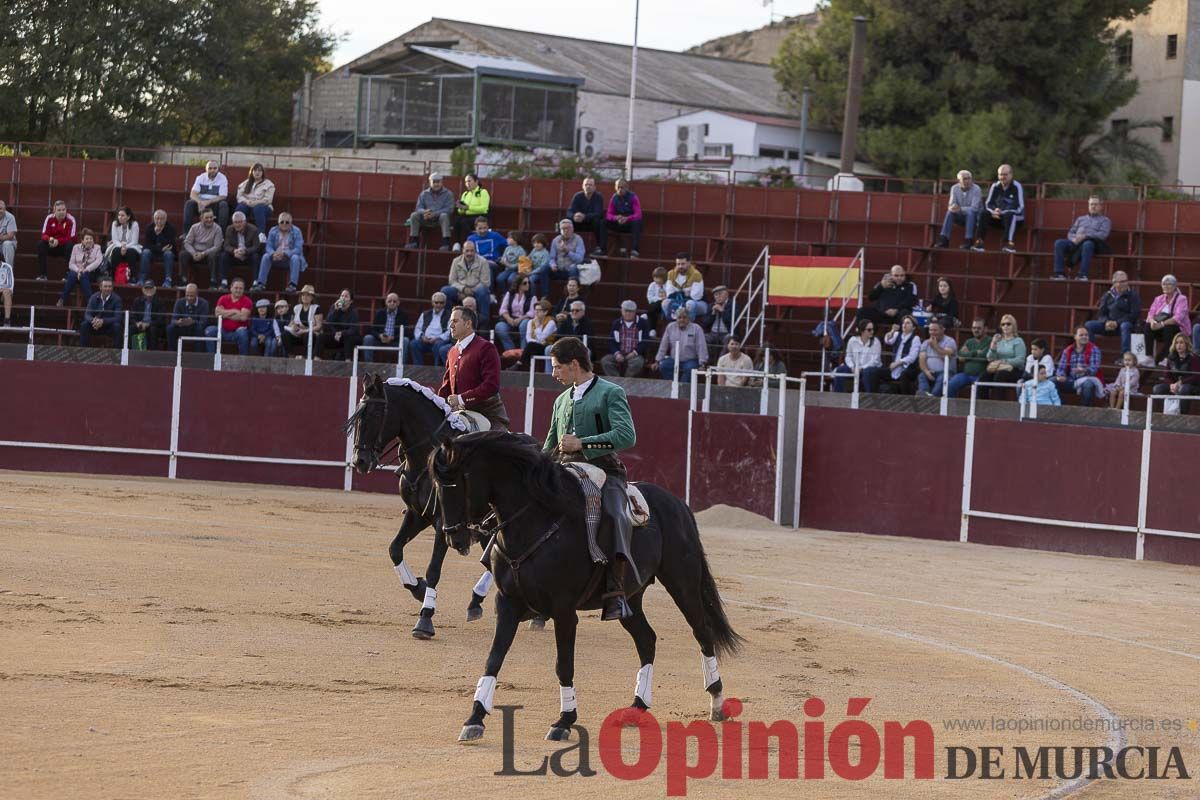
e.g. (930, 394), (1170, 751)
(449, 410), (491, 433)
(564, 462), (650, 527)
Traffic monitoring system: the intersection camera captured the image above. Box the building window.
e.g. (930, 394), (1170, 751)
(1116, 38), (1132, 67)
(758, 146), (786, 159)
(1112, 119), (1129, 135)
(1163, 116), (1174, 143)
(1167, 34), (1178, 59)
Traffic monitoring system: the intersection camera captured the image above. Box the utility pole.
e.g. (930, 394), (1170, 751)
(624, 0), (640, 177)
(798, 86), (810, 180)
(838, 16), (867, 176)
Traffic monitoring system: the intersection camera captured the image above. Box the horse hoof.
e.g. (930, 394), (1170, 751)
(458, 725), (485, 743)
(412, 616), (435, 640)
(545, 726), (571, 742)
(527, 618), (546, 631)
(466, 606), (483, 622)
(710, 695), (726, 722)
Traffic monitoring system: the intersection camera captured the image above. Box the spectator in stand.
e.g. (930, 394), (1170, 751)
(514, 299), (557, 370)
(249, 298), (277, 356)
(104, 207), (141, 282)
(927, 277), (959, 329)
(526, 232), (551, 296)
(717, 336), (754, 387)
(1054, 326), (1104, 406)
(452, 173), (490, 247)
(1052, 196), (1112, 281)
(600, 300), (651, 378)
(568, 176), (607, 256)
(466, 216), (507, 266)
(78, 277), (122, 347)
(558, 300), (593, 346)
(974, 164), (1025, 253)
(882, 314), (922, 393)
(834, 318), (883, 393)
(234, 163), (274, 238)
(0, 258), (12, 327)
(167, 283), (209, 352)
(553, 277), (584, 323)
(319, 288), (361, 361)
(253, 212), (306, 292)
(363, 292), (409, 363)
(1106, 351), (1140, 410)
(917, 318), (957, 396)
(180, 208), (222, 288)
(0, 199), (16, 267)
(984, 314), (1027, 394)
(948, 319), (990, 397)
(58, 228), (103, 307)
(139, 210), (178, 288)
(1145, 274), (1190, 363)
(606, 179), (643, 257)
(264, 299), (291, 357)
(282, 284), (322, 358)
(442, 239), (492, 320)
(703, 284), (733, 344)
(36, 200), (77, 281)
(646, 266), (669, 333)
(204, 277), (252, 355)
(405, 172), (454, 251)
(184, 160), (230, 231)
(1021, 364), (1062, 407)
(410, 292), (451, 366)
(545, 219), (585, 297)
(1020, 338), (1056, 382)
(494, 230), (527, 291)
(220, 211), (261, 289)
(857, 264), (918, 326)
(1194, 315), (1200, 355)
(934, 170), (983, 249)
(461, 295), (487, 338)
(1152, 333), (1200, 413)
(1084, 270), (1141, 358)
(130, 280), (166, 350)
(663, 254), (707, 319)
(494, 275), (537, 351)
(754, 344), (788, 381)
(656, 306), (708, 383)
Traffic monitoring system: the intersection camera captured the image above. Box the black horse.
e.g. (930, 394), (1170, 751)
(347, 372), (494, 639)
(431, 430), (744, 743)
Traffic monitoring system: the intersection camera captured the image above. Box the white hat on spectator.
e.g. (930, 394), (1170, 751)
(429, 172), (443, 181)
(255, 299), (271, 309)
(621, 300), (637, 312)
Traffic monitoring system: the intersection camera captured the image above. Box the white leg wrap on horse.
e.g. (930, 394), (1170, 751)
(474, 676), (497, 713)
(635, 664), (654, 707)
(473, 571), (493, 597)
(560, 685), (577, 713)
(394, 561), (417, 587)
(702, 655), (720, 690)
(422, 586), (437, 610)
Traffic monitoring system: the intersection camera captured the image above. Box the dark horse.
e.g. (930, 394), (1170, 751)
(347, 372), (493, 640)
(431, 430), (744, 743)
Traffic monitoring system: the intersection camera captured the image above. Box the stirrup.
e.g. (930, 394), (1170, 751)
(601, 591), (632, 621)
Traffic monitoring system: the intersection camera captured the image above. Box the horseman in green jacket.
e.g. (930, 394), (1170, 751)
(544, 336), (638, 621)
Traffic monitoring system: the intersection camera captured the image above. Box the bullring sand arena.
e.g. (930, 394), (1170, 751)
(2, 469), (1199, 799)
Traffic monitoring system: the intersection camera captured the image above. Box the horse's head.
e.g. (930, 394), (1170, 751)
(349, 372), (389, 474)
(431, 438), (491, 556)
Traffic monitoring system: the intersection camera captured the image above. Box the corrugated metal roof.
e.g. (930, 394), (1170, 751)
(407, 45), (580, 83)
(346, 18), (788, 116)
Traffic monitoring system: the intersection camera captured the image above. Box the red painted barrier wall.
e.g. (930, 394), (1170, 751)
(689, 412), (777, 517)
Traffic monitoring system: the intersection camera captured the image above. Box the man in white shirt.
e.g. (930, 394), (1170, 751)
(410, 292), (452, 366)
(716, 336), (754, 386)
(0, 199), (16, 267)
(184, 160), (230, 231)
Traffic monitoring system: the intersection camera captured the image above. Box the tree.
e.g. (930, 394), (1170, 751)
(772, 0), (1156, 184)
(0, 0), (334, 148)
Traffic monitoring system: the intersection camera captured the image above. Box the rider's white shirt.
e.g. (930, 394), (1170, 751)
(455, 332), (476, 353)
(572, 376), (595, 402)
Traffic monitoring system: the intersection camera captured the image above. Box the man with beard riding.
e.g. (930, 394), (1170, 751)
(543, 336), (638, 621)
(439, 305), (509, 431)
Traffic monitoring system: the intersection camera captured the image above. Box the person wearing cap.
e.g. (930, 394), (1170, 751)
(167, 283), (210, 353)
(600, 300), (652, 378)
(364, 292), (409, 364)
(205, 277), (252, 355)
(253, 212), (306, 292)
(220, 211), (262, 290)
(406, 172), (454, 251)
(545, 218), (585, 298)
(130, 280), (167, 350)
(249, 298), (277, 356)
(283, 284), (322, 357)
(266, 299), (292, 357)
(439, 304), (510, 430)
(410, 291), (452, 366)
(703, 284), (732, 344)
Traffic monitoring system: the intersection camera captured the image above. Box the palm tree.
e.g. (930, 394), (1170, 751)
(1070, 119), (1165, 187)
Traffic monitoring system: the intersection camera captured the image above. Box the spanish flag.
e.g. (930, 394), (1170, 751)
(767, 255), (861, 308)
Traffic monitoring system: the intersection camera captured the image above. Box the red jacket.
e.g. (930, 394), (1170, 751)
(439, 334), (501, 407)
(41, 213), (78, 246)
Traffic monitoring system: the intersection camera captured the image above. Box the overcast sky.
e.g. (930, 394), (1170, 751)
(320, 1), (818, 67)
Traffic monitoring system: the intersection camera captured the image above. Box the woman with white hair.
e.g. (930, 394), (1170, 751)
(1145, 274), (1191, 362)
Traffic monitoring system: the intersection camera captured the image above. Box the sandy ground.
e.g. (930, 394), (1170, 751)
(1, 470), (1199, 800)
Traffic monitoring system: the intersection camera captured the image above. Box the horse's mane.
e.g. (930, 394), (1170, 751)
(432, 430), (577, 516)
(343, 377), (467, 437)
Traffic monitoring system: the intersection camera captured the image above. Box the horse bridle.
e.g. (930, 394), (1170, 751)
(355, 393), (450, 474)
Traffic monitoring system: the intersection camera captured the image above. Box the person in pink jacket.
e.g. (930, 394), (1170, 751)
(58, 228), (103, 306)
(1145, 274), (1191, 362)
(605, 179), (644, 258)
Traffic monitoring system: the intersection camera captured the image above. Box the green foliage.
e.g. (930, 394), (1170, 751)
(773, 0), (1157, 183)
(485, 152), (606, 180)
(0, 0), (335, 148)
(449, 145), (478, 177)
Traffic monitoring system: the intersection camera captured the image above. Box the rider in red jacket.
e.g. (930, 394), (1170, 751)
(438, 305), (509, 430)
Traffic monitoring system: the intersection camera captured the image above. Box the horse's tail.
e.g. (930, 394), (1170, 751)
(686, 505), (746, 659)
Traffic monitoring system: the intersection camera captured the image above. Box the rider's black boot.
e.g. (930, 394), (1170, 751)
(601, 560), (632, 621)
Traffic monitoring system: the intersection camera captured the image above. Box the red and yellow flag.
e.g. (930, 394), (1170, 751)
(767, 255), (861, 308)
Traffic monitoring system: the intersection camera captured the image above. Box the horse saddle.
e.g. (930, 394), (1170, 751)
(449, 410), (491, 433)
(565, 462), (650, 527)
